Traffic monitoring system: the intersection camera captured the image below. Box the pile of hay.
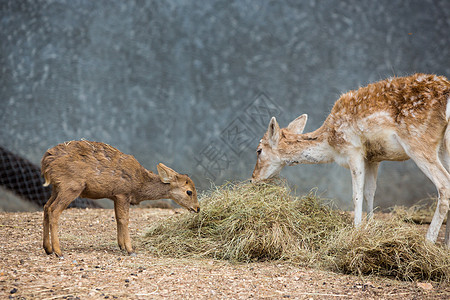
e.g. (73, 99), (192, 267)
(324, 218), (450, 282)
(142, 182), (450, 282)
(143, 182), (349, 263)
(390, 199), (442, 225)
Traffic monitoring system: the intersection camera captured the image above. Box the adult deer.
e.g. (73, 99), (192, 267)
(41, 140), (199, 257)
(252, 74), (450, 247)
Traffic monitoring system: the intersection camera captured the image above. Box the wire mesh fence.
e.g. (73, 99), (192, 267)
(0, 146), (100, 209)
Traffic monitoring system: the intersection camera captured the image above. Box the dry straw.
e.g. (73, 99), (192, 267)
(142, 181), (450, 282)
(324, 217), (450, 282)
(390, 198), (442, 225)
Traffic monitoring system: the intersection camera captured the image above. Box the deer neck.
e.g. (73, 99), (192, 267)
(279, 126), (334, 166)
(137, 171), (171, 202)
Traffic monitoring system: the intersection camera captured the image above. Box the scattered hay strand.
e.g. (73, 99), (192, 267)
(142, 181), (450, 282)
(143, 181), (349, 263)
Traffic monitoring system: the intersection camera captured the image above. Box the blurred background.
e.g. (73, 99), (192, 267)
(1, 0), (449, 211)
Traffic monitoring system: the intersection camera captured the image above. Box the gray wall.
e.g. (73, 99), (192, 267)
(1, 0), (449, 210)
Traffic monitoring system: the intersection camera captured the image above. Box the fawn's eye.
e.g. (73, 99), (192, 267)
(186, 190), (193, 196)
(257, 149), (262, 155)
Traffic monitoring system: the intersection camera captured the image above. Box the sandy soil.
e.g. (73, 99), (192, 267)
(0, 208), (449, 299)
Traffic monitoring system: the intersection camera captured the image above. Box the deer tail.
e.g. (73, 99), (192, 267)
(42, 173), (51, 187)
(41, 150), (53, 187)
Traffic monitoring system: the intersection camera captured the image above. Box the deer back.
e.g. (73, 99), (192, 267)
(41, 141), (148, 198)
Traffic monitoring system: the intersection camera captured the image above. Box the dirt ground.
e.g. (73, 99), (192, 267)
(0, 208), (449, 299)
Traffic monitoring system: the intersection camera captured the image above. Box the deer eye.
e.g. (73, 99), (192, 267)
(256, 149), (262, 155)
(186, 190), (193, 196)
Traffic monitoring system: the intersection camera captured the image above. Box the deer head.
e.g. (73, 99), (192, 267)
(157, 163), (200, 213)
(252, 115), (308, 182)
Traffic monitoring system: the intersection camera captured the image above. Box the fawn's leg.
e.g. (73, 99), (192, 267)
(48, 184), (83, 257)
(114, 195), (133, 254)
(43, 190), (57, 254)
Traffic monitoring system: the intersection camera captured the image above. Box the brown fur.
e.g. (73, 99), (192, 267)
(41, 140), (199, 257)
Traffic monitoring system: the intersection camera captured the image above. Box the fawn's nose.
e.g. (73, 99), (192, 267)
(189, 206), (200, 213)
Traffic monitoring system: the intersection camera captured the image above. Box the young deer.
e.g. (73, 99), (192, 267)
(252, 74), (450, 247)
(41, 140), (199, 257)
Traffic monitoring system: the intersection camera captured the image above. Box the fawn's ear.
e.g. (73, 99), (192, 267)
(157, 163), (178, 183)
(287, 114), (308, 134)
(267, 117), (281, 149)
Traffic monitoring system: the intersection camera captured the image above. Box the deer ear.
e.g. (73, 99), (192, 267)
(267, 117), (281, 148)
(157, 163), (178, 183)
(287, 114), (308, 134)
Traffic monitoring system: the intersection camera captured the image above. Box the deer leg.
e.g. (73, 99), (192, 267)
(439, 148), (450, 246)
(438, 127), (450, 247)
(364, 162), (379, 218)
(48, 184), (83, 258)
(427, 188), (450, 244)
(415, 166), (449, 243)
(445, 211), (450, 247)
(348, 154), (366, 226)
(405, 148), (450, 244)
(114, 196), (133, 254)
(43, 190), (57, 255)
